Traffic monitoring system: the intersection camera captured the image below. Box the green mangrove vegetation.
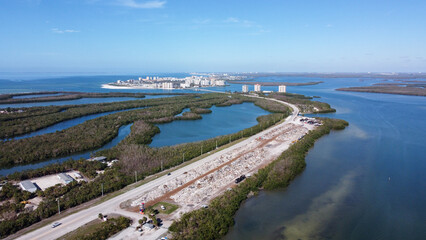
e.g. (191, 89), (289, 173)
(0, 91), (184, 104)
(0, 94), (194, 139)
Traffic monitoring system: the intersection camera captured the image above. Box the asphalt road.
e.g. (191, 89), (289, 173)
(16, 96), (298, 240)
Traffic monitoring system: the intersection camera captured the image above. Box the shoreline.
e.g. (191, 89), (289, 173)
(101, 83), (229, 90)
(336, 86), (426, 97)
(231, 81), (323, 86)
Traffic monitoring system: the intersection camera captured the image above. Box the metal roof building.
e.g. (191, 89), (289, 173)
(57, 173), (74, 184)
(143, 223), (155, 230)
(20, 180), (38, 193)
(90, 156), (107, 162)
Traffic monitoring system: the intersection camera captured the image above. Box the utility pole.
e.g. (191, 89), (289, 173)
(135, 171), (137, 183)
(161, 160), (163, 171)
(216, 140), (218, 149)
(101, 183), (104, 197)
(182, 153), (185, 163)
(56, 198), (60, 215)
(201, 145), (203, 155)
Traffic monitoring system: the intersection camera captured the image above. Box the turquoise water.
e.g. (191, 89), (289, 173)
(150, 103), (270, 147)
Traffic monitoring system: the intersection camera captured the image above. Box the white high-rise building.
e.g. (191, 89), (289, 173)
(215, 80), (226, 86)
(254, 84), (261, 92)
(278, 85), (286, 93)
(162, 82), (173, 89)
(242, 85), (249, 93)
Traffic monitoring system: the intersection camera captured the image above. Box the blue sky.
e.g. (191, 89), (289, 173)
(1, 0), (425, 73)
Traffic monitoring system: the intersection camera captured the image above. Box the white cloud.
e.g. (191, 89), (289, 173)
(224, 17), (240, 23)
(224, 17), (269, 35)
(51, 28), (80, 34)
(193, 19), (211, 24)
(117, 0), (166, 9)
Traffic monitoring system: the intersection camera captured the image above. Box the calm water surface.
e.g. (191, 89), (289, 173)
(225, 79), (426, 240)
(150, 103), (270, 147)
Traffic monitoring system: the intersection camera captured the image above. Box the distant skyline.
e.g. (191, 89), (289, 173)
(1, 0), (426, 73)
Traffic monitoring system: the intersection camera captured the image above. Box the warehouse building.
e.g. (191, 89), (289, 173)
(57, 173), (74, 184)
(20, 180), (38, 193)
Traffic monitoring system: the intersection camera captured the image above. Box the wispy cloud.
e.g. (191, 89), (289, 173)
(51, 28), (80, 34)
(224, 17), (260, 28)
(117, 0), (166, 9)
(224, 17), (240, 23)
(193, 19), (211, 24)
(224, 17), (268, 35)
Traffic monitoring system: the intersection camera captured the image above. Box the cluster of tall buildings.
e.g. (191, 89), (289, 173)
(242, 84), (287, 93)
(112, 75), (227, 89)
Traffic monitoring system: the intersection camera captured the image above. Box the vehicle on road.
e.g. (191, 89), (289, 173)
(51, 222), (61, 228)
(235, 175), (246, 184)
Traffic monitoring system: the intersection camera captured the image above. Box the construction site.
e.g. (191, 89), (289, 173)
(115, 107), (318, 239)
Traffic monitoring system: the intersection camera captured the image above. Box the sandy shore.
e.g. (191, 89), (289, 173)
(101, 84), (161, 89)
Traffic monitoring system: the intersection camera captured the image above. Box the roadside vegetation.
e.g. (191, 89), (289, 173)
(169, 118), (348, 240)
(57, 216), (131, 240)
(267, 92), (336, 113)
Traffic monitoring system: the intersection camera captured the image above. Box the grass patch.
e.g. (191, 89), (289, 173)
(57, 215), (130, 240)
(152, 202), (179, 215)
